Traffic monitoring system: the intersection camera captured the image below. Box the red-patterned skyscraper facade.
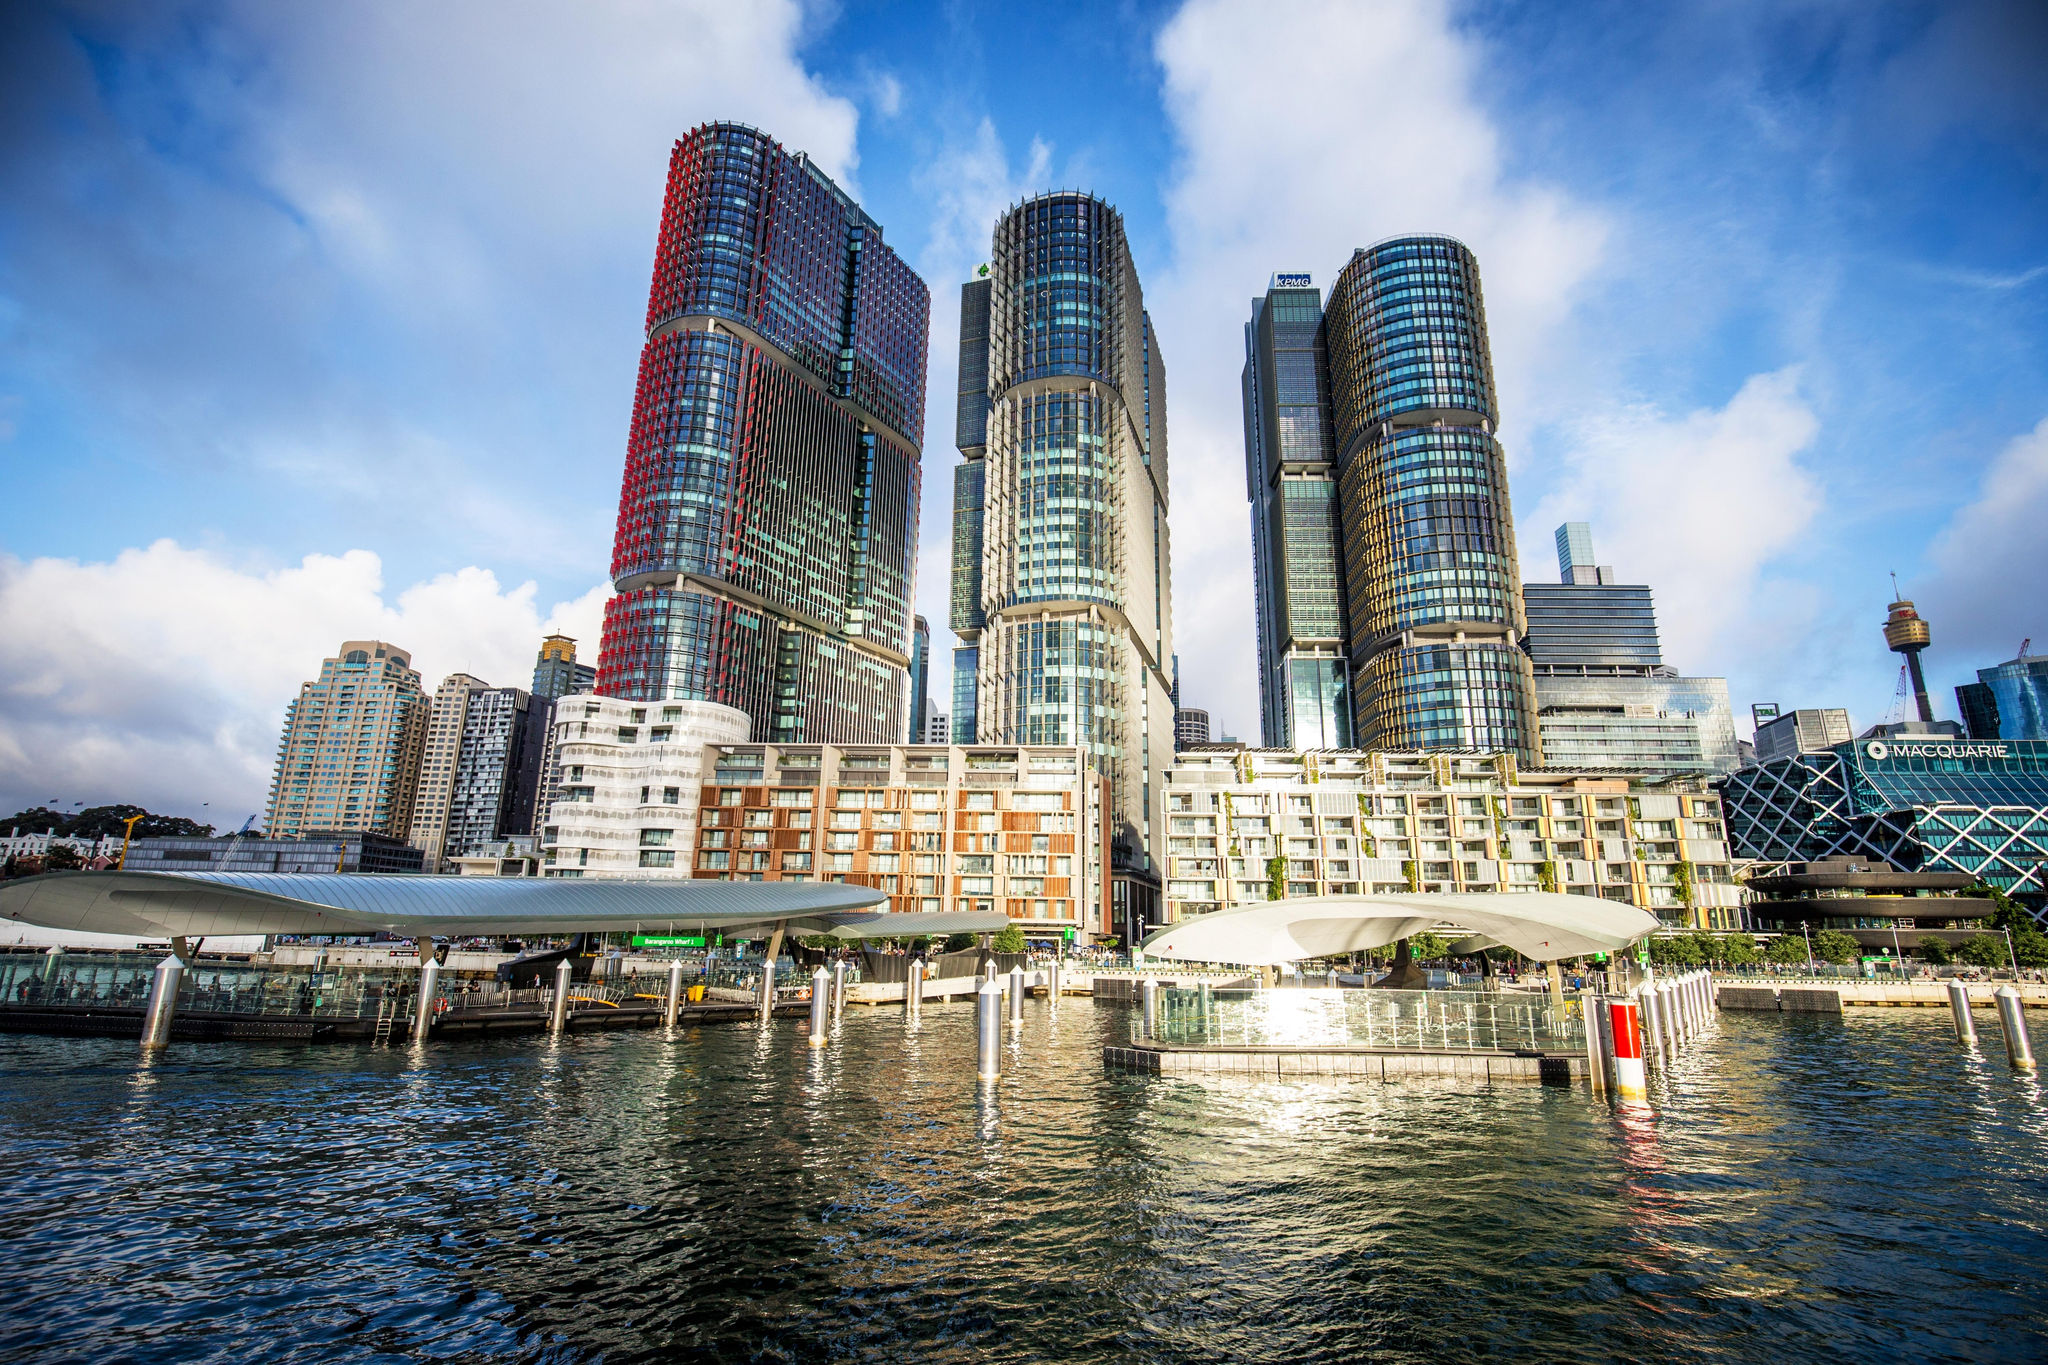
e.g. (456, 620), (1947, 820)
(598, 123), (931, 743)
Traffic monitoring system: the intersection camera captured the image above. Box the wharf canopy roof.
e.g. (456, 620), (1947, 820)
(0, 872), (1007, 942)
(1140, 892), (1659, 966)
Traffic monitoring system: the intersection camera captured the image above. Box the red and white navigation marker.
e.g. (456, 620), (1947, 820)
(1608, 998), (1647, 1098)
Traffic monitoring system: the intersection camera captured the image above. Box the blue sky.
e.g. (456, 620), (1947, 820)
(1, 0), (2044, 820)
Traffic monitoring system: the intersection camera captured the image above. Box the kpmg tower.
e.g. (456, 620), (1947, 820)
(1322, 235), (1541, 762)
(1242, 274), (1350, 749)
(954, 192), (1175, 881)
(597, 123), (931, 743)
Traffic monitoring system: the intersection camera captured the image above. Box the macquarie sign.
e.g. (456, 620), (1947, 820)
(1863, 739), (2010, 762)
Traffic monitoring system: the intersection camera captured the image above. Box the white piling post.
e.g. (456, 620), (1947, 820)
(1008, 964), (1026, 1029)
(1141, 978), (1159, 1039)
(808, 965), (830, 1047)
(1580, 990), (1608, 1095)
(663, 958), (685, 1028)
(412, 954), (442, 1042)
(1947, 978), (1975, 1043)
(976, 978), (1002, 1080)
(549, 957), (573, 1035)
(139, 953), (184, 1050)
(831, 959), (847, 1025)
(905, 958), (925, 1018)
(1995, 987), (2035, 1071)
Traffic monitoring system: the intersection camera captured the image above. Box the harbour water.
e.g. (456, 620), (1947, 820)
(2, 998), (2045, 1362)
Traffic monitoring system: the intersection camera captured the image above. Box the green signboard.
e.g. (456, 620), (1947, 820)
(631, 935), (706, 948)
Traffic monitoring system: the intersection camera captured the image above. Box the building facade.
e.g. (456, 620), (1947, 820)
(953, 192), (1175, 885)
(1323, 237), (1541, 761)
(687, 742), (1109, 938)
(265, 641), (430, 840)
(539, 697), (751, 878)
(125, 832), (425, 876)
(595, 122), (930, 745)
(1753, 708), (1852, 763)
(1717, 735), (2048, 912)
(1242, 273), (1351, 751)
(409, 672), (486, 870)
(444, 687), (545, 861)
(921, 709), (951, 745)
(1958, 653), (2048, 742)
(1175, 707), (1212, 748)
(1161, 747), (1741, 930)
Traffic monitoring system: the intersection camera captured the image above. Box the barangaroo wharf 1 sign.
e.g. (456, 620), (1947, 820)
(1863, 739), (2010, 761)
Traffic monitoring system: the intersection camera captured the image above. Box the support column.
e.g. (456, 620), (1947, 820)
(1546, 960), (1566, 1016)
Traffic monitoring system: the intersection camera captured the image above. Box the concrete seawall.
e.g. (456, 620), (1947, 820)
(1716, 979), (2048, 1013)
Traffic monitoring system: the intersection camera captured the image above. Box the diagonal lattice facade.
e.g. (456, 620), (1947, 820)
(1717, 738), (2048, 920)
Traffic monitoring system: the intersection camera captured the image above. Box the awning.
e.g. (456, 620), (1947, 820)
(0, 871), (1010, 942)
(1139, 892), (1659, 965)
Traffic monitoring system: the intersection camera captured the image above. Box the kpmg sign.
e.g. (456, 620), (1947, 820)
(1272, 272), (1313, 288)
(1864, 739), (2009, 761)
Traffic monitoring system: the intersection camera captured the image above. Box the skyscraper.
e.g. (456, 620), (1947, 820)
(409, 672), (487, 869)
(531, 634), (595, 700)
(908, 615), (931, 742)
(1323, 235), (1540, 761)
(596, 122), (930, 745)
(950, 276), (990, 745)
(1242, 272), (1350, 749)
(954, 191), (1174, 896)
(1959, 651), (2048, 741)
(443, 686), (544, 859)
(264, 641), (430, 840)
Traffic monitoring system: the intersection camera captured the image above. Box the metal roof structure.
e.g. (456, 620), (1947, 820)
(1139, 892), (1658, 966)
(0, 872), (1008, 943)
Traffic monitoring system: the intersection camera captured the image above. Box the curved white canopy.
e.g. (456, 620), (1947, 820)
(0, 871), (1003, 942)
(1139, 892), (1658, 966)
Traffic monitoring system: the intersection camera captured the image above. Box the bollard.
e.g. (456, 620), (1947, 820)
(139, 953), (184, 1050)
(1663, 981), (1684, 1047)
(831, 959), (847, 1025)
(1141, 978), (1160, 1039)
(757, 959), (776, 1026)
(1995, 987), (2035, 1071)
(412, 954), (442, 1043)
(905, 958), (925, 1019)
(1047, 960), (1061, 1005)
(663, 958), (685, 1028)
(550, 956), (573, 1035)
(1199, 981), (1213, 1035)
(1608, 999), (1647, 1098)
(1947, 978), (1975, 1043)
(809, 965), (830, 1047)
(1008, 964), (1026, 1029)
(1580, 990), (1608, 1095)
(976, 979), (1002, 1080)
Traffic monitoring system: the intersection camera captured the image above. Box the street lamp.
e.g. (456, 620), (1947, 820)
(1802, 923), (1815, 974)
(2004, 925), (2018, 982)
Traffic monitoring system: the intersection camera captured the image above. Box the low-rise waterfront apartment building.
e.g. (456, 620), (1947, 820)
(1161, 746), (1742, 931)
(537, 697), (1113, 940)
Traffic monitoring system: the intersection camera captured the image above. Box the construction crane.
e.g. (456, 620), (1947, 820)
(2020, 638), (2033, 660)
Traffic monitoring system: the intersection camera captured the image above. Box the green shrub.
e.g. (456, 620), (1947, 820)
(991, 924), (1026, 955)
(1766, 933), (1811, 965)
(1811, 929), (1861, 965)
(1917, 937), (1952, 965)
(1958, 934), (2010, 968)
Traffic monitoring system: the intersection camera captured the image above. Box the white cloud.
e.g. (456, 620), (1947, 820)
(1526, 368), (1823, 677)
(0, 541), (607, 824)
(1925, 414), (2048, 659)
(1149, 0), (1609, 738)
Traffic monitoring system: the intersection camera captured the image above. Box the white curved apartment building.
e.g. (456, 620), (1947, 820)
(538, 697), (749, 877)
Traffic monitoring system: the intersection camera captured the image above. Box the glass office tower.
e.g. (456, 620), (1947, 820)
(1242, 274), (1352, 750)
(1323, 235), (1541, 762)
(955, 192), (1175, 875)
(597, 122), (930, 744)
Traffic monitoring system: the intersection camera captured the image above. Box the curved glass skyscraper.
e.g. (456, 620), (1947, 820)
(1323, 235), (1540, 761)
(955, 192), (1174, 876)
(597, 123), (929, 743)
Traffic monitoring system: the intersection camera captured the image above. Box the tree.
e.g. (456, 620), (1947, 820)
(1967, 882), (2048, 967)
(991, 924), (1026, 955)
(1766, 933), (1812, 966)
(42, 845), (86, 872)
(1686, 930), (1720, 965)
(1, 807), (69, 836)
(1811, 929), (1860, 965)
(1407, 932), (1452, 964)
(1, 804), (213, 840)
(1958, 934), (2010, 969)
(1918, 936), (1953, 965)
(1717, 933), (1762, 967)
